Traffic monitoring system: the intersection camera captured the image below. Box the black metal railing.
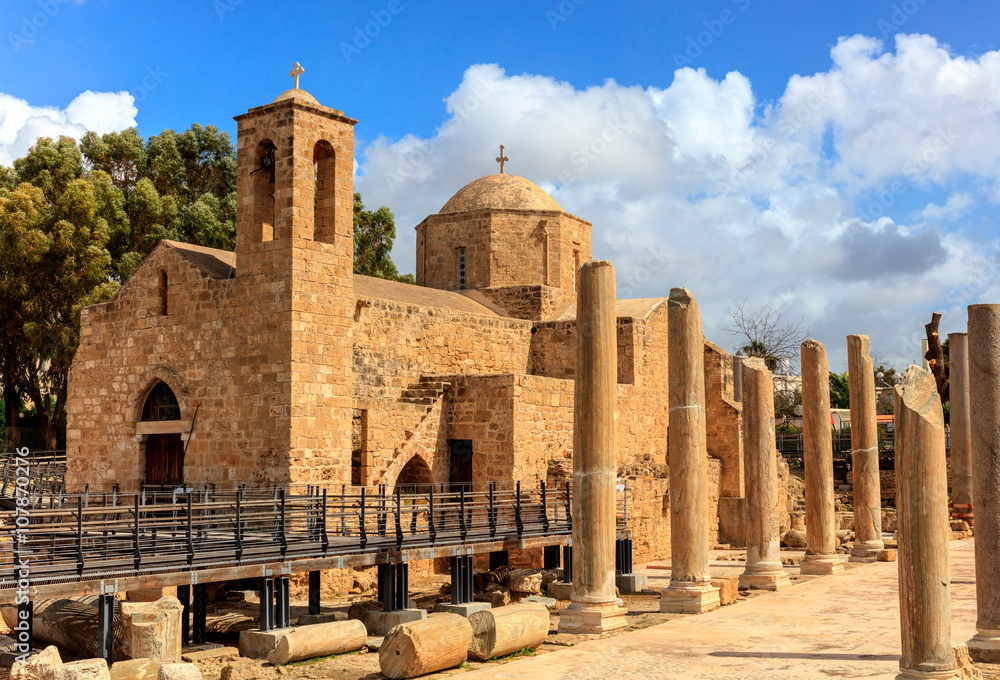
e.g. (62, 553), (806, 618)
(0, 480), (629, 595)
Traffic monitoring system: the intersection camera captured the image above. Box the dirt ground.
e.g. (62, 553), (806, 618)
(3, 562), (998, 679)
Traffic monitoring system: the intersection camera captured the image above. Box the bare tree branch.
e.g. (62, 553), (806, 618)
(720, 298), (809, 372)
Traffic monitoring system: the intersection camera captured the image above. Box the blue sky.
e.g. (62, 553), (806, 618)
(2, 0), (1000, 370)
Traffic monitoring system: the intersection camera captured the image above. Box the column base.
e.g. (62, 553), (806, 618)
(850, 540), (885, 562)
(968, 629), (1000, 663)
(895, 668), (959, 680)
(799, 554), (845, 575)
(557, 601), (627, 635)
(660, 581), (720, 614)
(738, 565), (791, 591)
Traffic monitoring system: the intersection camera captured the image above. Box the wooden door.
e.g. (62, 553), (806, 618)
(145, 433), (184, 486)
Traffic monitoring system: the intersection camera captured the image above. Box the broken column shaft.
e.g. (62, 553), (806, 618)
(967, 305), (1000, 662)
(847, 334), (883, 560)
(800, 339), (843, 575)
(557, 260), (627, 635)
(947, 332), (973, 524)
(895, 366), (958, 680)
(660, 287), (720, 614)
(738, 357), (790, 590)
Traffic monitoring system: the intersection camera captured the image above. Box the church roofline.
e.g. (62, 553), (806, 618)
(234, 96), (358, 126)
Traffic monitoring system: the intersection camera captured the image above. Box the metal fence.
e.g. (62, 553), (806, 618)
(0, 479), (628, 599)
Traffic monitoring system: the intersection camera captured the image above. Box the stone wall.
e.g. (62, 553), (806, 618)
(625, 458), (722, 564)
(478, 285), (574, 321)
(704, 341), (743, 498)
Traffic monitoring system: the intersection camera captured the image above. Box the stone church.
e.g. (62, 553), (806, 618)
(66, 83), (754, 557)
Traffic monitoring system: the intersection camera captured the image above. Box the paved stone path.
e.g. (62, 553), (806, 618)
(467, 541), (979, 679)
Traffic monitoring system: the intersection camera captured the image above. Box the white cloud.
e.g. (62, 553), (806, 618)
(0, 90), (137, 166)
(351, 36), (1000, 369)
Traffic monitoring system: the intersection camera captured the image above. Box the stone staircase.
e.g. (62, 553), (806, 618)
(399, 375), (452, 408)
(375, 375), (452, 484)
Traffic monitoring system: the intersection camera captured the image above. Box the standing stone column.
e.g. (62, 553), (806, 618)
(895, 366), (959, 680)
(739, 358), (791, 590)
(799, 340), (844, 575)
(948, 332), (973, 523)
(660, 288), (720, 614)
(733, 355), (746, 403)
(967, 305), (1000, 662)
(558, 261), (627, 635)
(847, 334), (884, 560)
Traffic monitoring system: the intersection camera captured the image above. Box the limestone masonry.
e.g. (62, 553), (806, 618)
(65, 87), (760, 561)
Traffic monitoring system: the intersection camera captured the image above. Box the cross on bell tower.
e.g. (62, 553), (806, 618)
(289, 62), (305, 89)
(495, 145), (509, 174)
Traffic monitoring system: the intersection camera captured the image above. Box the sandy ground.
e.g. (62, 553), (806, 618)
(3, 540), (997, 680)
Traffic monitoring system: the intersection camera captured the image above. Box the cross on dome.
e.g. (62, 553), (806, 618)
(495, 145), (509, 174)
(289, 62), (305, 89)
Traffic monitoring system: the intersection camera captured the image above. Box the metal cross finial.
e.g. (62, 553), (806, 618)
(495, 145), (509, 174)
(289, 62), (305, 90)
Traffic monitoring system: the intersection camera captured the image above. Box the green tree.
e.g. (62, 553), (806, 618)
(353, 192), (414, 283)
(829, 371), (850, 409)
(0, 171), (119, 449)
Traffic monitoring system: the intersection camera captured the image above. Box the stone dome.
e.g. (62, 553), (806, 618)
(272, 88), (320, 106)
(440, 173), (562, 213)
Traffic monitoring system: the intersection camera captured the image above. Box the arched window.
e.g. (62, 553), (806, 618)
(314, 140), (336, 244)
(253, 139), (276, 242)
(141, 381), (180, 422)
(158, 270), (168, 315)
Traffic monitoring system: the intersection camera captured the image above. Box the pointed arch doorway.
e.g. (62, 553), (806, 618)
(139, 381), (185, 486)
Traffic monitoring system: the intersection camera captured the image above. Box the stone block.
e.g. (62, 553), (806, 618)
(557, 603), (627, 634)
(710, 576), (739, 606)
(156, 664), (202, 680)
(363, 609), (426, 637)
(432, 602), (492, 618)
(660, 583), (721, 614)
(219, 659), (262, 680)
(109, 659), (167, 680)
(953, 644), (983, 680)
(507, 569), (542, 594)
(523, 596), (556, 608)
(120, 597), (183, 662)
(781, 529), (807, 548)
(546, 581), (573, 601)
(237, 628), (291, 659)
(615, 574), (648, 594)
(475, 589), (510, 608)
(44, 658), (111, 680)
(799, 555), (845, 575)
(10, 645), (62, 679)
(876, 549), (897, 562)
